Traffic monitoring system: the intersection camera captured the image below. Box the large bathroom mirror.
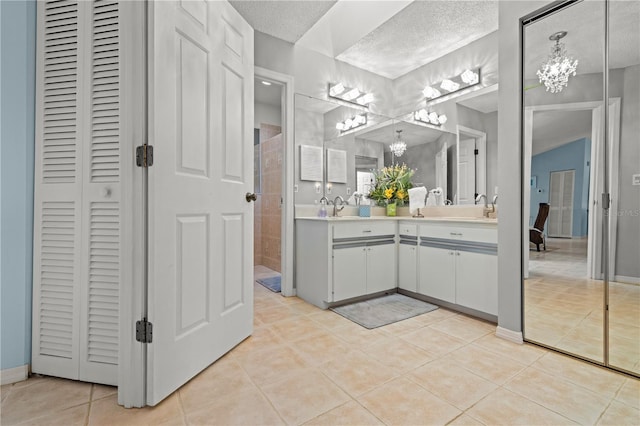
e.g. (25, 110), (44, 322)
(355, 119), (455, 202)
(294, 94), (391, 205)
(522, 0), (639, 376)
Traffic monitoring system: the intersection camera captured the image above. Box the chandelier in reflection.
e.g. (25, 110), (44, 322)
(390, 130), (407, 158)
(536, 31), (578, 93)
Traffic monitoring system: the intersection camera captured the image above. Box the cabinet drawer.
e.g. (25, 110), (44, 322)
(333, 221), (396, 240)
(398, 222), (417, 237)
(419, 222), (496, 243)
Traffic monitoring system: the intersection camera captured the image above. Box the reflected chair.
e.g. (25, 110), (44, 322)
(530, 202), (550, 252)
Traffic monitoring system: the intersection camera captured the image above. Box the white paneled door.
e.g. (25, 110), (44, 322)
(457, 138), (476, 204)
(147, 1), (254, 405)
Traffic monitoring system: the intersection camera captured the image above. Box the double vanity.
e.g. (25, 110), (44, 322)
(295, 211), (498, 322)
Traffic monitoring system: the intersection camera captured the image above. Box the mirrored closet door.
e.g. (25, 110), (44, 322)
(522, 0), (639, 377)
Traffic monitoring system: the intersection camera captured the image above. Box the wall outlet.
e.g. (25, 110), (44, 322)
(633, 174), (640, 186)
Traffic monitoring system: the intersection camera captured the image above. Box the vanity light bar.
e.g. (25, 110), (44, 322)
(423, 68), (481, 102)
(328, 83), (374, 108)
(336, 113), (367, 132)
(414, 109), (447, 126)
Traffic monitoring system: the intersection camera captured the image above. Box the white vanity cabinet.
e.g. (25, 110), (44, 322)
(418, 222), (498, 317)
(296, 219), (396, 308)
(398, 222), (418, 293)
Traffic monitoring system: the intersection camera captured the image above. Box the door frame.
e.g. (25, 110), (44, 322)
(456, 125), (487, 204)
(522, 99), (621, 279)
(254, 66), (295, 297)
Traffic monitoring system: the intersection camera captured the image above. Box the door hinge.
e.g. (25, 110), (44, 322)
(136, 144), (154, 167)
(602, 193), (610, 210)
(136, 318), (153, 343)
(474, 149), (479, 155)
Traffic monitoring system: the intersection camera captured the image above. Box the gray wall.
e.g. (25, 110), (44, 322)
(498, 0), (549, 334)
(294, 109), (324, 204)
(616, 65), (640, 279)
(457, 105), (499, 198)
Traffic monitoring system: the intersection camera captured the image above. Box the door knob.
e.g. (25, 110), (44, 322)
(245, 192), (257, 202)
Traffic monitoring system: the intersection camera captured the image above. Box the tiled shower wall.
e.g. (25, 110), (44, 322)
(255, 124), (282, 272)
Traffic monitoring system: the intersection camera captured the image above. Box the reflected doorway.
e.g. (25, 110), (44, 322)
(254, 77), (284, 294)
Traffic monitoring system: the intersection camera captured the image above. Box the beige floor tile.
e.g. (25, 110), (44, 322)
(1, 384), (12, 403)
(409, 358), (498, 410)
(429, 315), (494, 342)
(179, 359), (257, 413)
(1, 377), (91, 425)
(531, 352), (626, 398)
(290, 330), (351, 366)
(304, 400), (383, 426)
(16, 403), (89, 426)
(505, 367), (610, 424)
(449, 344), (527, 385)
(185, 387), (283, 426)
(320, 350), (397, 396)
(307, 310), (355, 330)
(597, 400), (640, 425)
(92, 384), (117, 401)
(466, 388), (576, 425)
(288, 300), (323, 315)
(376, 315), (429, 336)
(261, 369), (350, 425)
(447, 414), (485, 426)
(255, 304), (302, 325)
(331, 322), (389, 348)
(269, 316), (327, 342)
(615, 378), (640, 409)
(473, 333), (547, 365)
(89, 394), (185, 426)
(238, 344), (308, 386)
(230, 324), (285, 357)
(364, 336), (432, 373)
(358, 377), (461, 425)
(400, 327), (467, 358)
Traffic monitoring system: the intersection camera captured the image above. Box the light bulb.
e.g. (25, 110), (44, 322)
(438, 114), (448, 124)
(356, 93), (374, 105)
(336, 122), (345, 130)
(419, 109), (429, 121)
(428, 112), (439, 123)
(344, 118), (353, 128)
(460, 69), (479, 85)
(423, 86), (441, 99)
(329, 83), (345, 97)
(440, 79), (460, 92)
(355, 114), (366, 124)
(342, 88), (360, 101)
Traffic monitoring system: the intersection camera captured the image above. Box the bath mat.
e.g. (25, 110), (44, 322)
(257, 276), (281, 293)
(330, 293), (438, 329)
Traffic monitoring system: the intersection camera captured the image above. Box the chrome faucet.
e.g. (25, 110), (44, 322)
(475, 194), (488, 207)
(333, 196), (345, 217)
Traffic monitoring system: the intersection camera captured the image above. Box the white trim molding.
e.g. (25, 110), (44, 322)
(496, 326), (524, 344)
(614, 275), (640, 285)
(1, 364), (29, 385)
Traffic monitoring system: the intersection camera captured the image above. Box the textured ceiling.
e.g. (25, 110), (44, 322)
(229, 1), (337, 43)
(336, 1), (498, 79)
(524, 0), (639, 79)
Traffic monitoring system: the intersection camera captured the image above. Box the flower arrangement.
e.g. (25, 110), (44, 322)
(368, 163), (415, 207)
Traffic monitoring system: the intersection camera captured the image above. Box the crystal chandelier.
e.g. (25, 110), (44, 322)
(390, 130), (407, 157)
(536, 31), (578, 93)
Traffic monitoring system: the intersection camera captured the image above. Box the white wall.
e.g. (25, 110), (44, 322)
(255, 102), (281, 128)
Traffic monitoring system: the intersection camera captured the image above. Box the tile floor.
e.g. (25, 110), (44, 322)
(2, 266), (639, 425)
(526, 237), (640, 374)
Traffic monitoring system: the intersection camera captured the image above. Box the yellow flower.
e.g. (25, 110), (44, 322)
(384, 188), (394, 199)
(396, 189), (406, 200)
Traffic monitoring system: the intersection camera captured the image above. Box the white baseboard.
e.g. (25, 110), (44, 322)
(1, 364), (29, 385)
(614, 275), (640, 285)
(496, 326), (524, 344)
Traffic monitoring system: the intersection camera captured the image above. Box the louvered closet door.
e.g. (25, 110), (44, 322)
(33, 0), (120, 386)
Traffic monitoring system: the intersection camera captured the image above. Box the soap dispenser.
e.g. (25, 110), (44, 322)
(318, 199), (327, 217)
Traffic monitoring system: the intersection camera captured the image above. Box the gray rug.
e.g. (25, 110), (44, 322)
(330, 293), (438, 329)
(257, 276), (281, 293)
